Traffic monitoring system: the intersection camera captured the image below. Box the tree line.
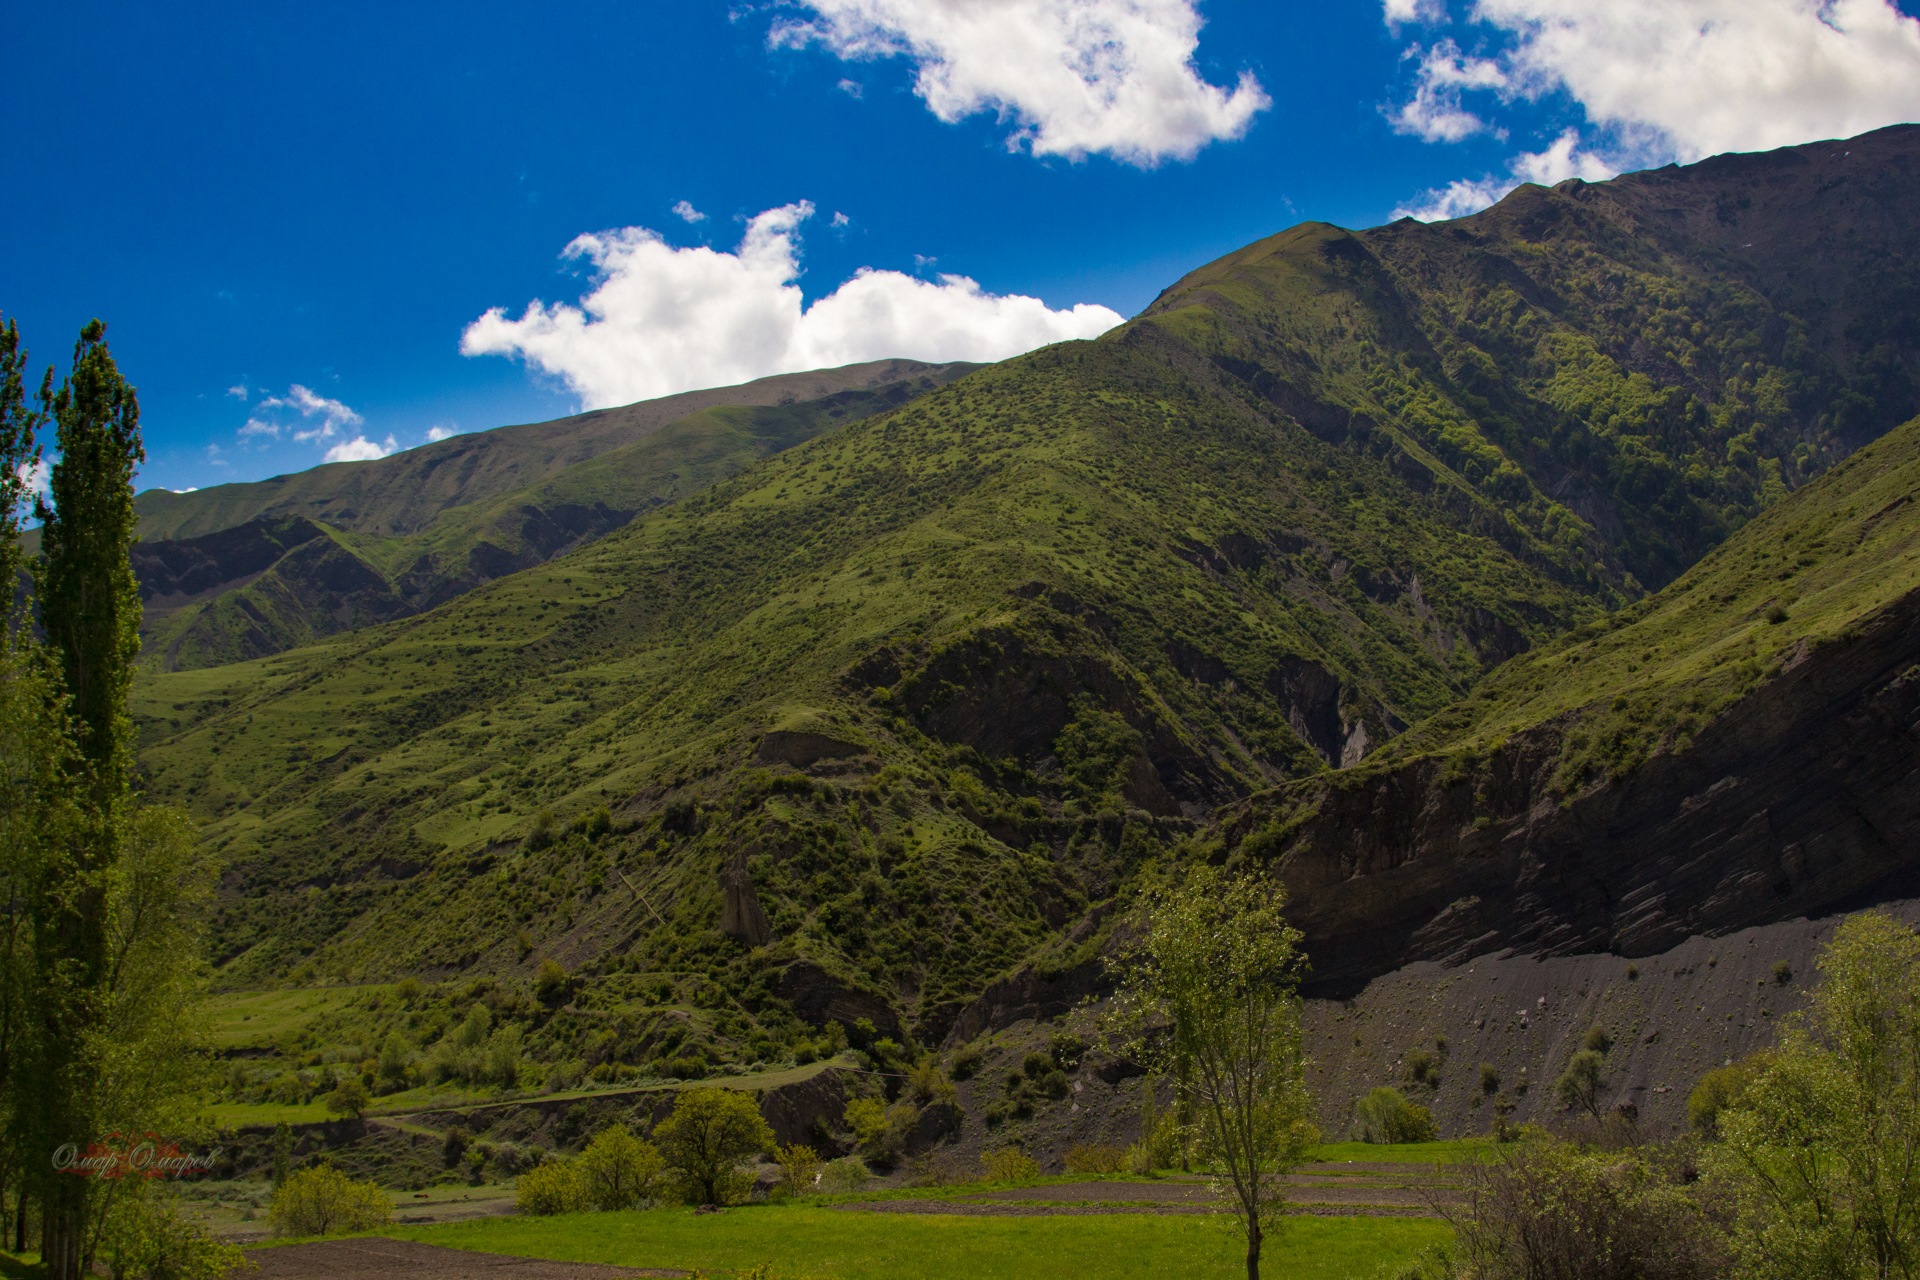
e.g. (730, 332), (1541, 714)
(1, 316), (225, 1279)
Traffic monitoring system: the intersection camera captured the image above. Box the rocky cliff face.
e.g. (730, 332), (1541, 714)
(1235, 586), (1920, 995)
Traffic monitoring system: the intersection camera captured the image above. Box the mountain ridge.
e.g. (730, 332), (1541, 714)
(130, 127), (1920, 1079)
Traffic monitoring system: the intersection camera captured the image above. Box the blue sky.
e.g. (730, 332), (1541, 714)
(6, 0), (1919, 495)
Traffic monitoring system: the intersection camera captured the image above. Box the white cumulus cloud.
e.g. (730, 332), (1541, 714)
(425, 424), (461, 443)
(672, 200), (707, 224)
(1389, 39), (1509, 142)
(1474, 0), (1920, 161)
(324, 435), (397, 464)
(461, 201), (1124, 410)
(770, 0), (1269, 165)
(1393, 129), (1618, 220)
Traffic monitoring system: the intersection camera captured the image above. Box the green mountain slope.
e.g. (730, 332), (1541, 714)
(1221, 414), (1920, 992)
(128, 361), (973, 668)
(135, 360), (972, 542)
(133, 127), (1920, 1069)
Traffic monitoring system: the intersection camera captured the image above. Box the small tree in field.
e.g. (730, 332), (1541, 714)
(268, 1165), (390, 1237)
(653, 1088), (775, 1205)
(1113, 865), (1318, 1280)
(574, 1123), (666, 1209)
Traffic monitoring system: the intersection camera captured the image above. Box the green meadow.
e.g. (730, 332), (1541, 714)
(383, 1205), (1449, 1280)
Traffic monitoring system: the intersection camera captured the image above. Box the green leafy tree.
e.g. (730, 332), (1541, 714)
(325, 1077), (371, 1120)
(267, 1164), (391, 1237)
(515, 1160), (586, 1215)
(0, 322), (219, 1278)
(573, 1123), (665, 1210)
(0, 313), (54, 1265)
(1112, 865), (1318, 1280)
(1711, 912), (1920, 1278)
(1554, 1050), (1608, 1119)
(653, 1088), (775, 1205)
(23, 322), (142, 1277)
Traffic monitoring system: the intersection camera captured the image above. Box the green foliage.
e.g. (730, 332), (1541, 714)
(817, 1155), (872, 1194)
(137, 364), (974, 671)
(653, 1087), (776, 1205)
(774, 1144), (822, 1196)
(1553, 1051), (1608, 1120)
(1688, 1056), (1768, 1141)
(980, 1147), (1041, 1184)
(2, 321), (221, 1280)
(99, 1187), (248, 1280)
(325, 1075), (371, 1119)
(574, 1123), (666, 1210)
(1063, 1144), (1128, 1175)
(515, 1160), (588, 1216)
(1451, 1138), (1727, 1280)
(1580, 1026), (1613, 1055)
(1353, 1089), (1436, 1145)
(534, 959), (572, 1006)
(1709, 912), (1920, 1278)
(905, 1057), (957, 1107)
(1374, 415), (1920, 797)
(268, 1164), (392, 1237)
(1114, 865), (1317, 1277)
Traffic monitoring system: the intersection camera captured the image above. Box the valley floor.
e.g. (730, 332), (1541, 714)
(250, 1207), (1448, 1280)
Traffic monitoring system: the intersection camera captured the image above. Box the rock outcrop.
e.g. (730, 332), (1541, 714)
(1237, 588), (1920, 995)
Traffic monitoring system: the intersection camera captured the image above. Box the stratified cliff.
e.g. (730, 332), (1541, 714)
(1226, 416), (1920, 994)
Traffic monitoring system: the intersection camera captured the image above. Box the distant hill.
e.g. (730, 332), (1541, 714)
(133, 126), (1919, 1071)
(122, 360), (975, 668)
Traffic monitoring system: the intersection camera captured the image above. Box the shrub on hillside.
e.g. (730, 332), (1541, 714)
(1064, 1144), (1128, 1175)
(1354, 1087), (1436, 1144)
(817, 1155), (872, 1193)
(1555, 1050), (1609, 1119)
(905, 1057), (957, 1107)
(325, 1076), (371, 1119)
(774, 1144), (822, 1196)
(981, 1147), (1041, 1184)
(516, 1160), (588, 1215)
(268, 1165), (392, 1237)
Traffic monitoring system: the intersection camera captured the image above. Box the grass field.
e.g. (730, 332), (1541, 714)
(387, 1205), (1449, 1280)
(208, 1099), (335, 1127)
(208, 986), (393, 1051)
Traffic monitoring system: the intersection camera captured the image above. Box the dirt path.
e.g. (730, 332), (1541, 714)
(836, 1165), (1460, 1219)
(245, 1238), (686, 1279)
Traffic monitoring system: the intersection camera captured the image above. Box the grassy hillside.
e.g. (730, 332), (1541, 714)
(1218, 413), (1920, 989)
(134, 127), (1920, 1072)
(134, 359), (973, 542)
(132, 364), (972, 668)
(1378, 414), (1920, 786)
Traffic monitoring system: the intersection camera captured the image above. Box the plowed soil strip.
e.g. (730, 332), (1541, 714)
(246, 1238), (686, 1279)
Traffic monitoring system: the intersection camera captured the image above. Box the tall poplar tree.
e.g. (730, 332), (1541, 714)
(0, 314), (56, 1259)
(29, 320), (144, 1280)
